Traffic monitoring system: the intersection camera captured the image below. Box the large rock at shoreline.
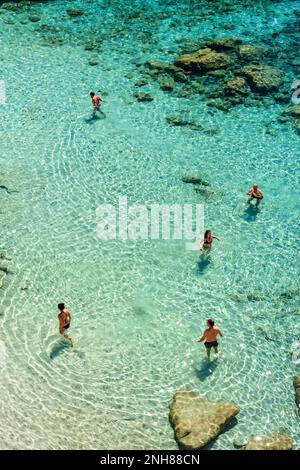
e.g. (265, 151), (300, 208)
(169, 389), (240, 450)
(241, 64), (283, 93)
(174, 48), (233, 73)
(239, 432), (293, 450)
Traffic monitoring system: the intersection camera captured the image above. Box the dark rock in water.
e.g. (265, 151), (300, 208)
(88, 58), (99, 66)
(239, 432), (293, 450)
(273, 92), (290, 104)
(175, 48), (233, 73)
(173, 71), (188, 83)
(238, 44), (266, 61)
(246, 292), (265, 302)
(0, 266), (9, 274)
(293, 119), (300, 134)
(282, 104), (300, 118)
(282, 106), (300, 135)
(279, 286), (300, 299)
(220, 23), (235, 30)
(166, 115), (189, 127)
(241, 64), (283, 93)
(205, 36), (243, 51)
(66, 8), (85, 18)
(206, 98), (231, 111)
(233, 437), (248, 449)
(1, 2), (26, 12)
(84, 42), (101, 52)
(165, 116), (207, 132)
(169, 389), (240, 450)
(159, 76), (175, 91)
(224, 76), (250, 100)
(293, 375), (300, 389)
(29, 15), (41, 23)
(145, 60), (185, 78)
(277, 116), (289, 124)
(135, 79), (148, 87)
(182, 173), (210, 186)
(134, 92), (154, 102)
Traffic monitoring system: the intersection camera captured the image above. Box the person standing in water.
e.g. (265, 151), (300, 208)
(197, 319), (223, 360)
(246, 183), (263, 206)
(58, 303), (72, 344)
(90, 91), (105, 112)
(199, 230), (221, 253)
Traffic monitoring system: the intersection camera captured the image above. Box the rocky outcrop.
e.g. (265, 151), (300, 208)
(205, 37), (243, 51)
(169, 389), (240, 450)
(282, 104), (300, 118)
(235, 432), (293, 450)
(223, 76), (250, 105)
(175, 48), (233, 73)
(241, 64), (283, 93)
(238, 45), (266, 60)
(293, 375), (300, 410)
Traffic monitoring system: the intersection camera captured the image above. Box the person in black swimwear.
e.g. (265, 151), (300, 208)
(58, 303), (72, 343)
(199, 230), (221, 253)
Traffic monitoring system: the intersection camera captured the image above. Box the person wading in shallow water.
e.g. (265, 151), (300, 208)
(58, 303), (73, 344)
(199, 230), (221, 253)
(197, 319), (223, 360)
(90, 91), (106, 113)
(246, 183), (263, 207)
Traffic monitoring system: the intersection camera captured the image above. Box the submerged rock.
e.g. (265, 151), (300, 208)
(205, 37), (243, 51)
(246, 292), (265, 302)
(28, 15), (41, 23)
(238, 45), (266, 60)
(224, 76), (250, 100)
(240, 432), (293, 450)
(169, 389), (240, 450)
(166, 115), (191, 127)
(182, 173), (210, 186)
(0, 266), (9, 274)
(241, 64), (283, 93)
(293, 375), (300, 410)
(134, 92), (154, 102)
(175, 48), (233, 73)
(206, 98), (231, 112)
(88, 58), (99, 66)
(282, 104), (300, 118)
(66, 8), (85, 18)
(279, 285), (300, 299)
(159, 76), (175, 91)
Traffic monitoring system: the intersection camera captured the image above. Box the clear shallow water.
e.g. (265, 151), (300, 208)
(0, 0), (300, 450)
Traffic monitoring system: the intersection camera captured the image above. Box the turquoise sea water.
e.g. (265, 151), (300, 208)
(0, 0), (300, 450)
